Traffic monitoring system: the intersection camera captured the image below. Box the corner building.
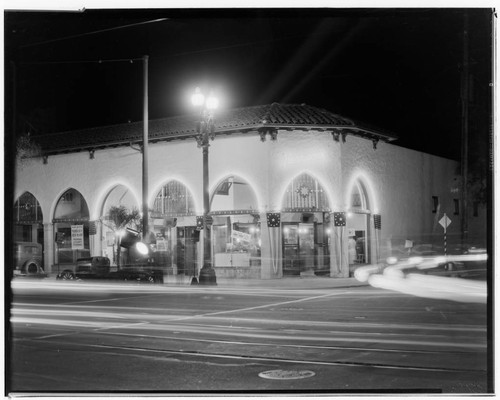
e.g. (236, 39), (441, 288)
(14, 104), (482, 280)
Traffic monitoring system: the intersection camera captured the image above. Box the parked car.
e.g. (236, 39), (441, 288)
(75, 256), (110, 279)
(13, 242), (46, 278)
(56, 257), (163, 284)
(112, 265), (164, 283)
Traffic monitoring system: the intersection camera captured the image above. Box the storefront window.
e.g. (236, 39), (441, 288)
(151, 181), (197, 274)
(53, 189), (90, 265)
(210, 176), (260, 268)
(100, 185), (139, 266)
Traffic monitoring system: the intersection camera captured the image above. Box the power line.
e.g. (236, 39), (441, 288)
(20, 18), (169, 49)
(19, 33), (310, 66)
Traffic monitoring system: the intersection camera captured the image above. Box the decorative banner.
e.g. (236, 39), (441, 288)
(196, 216), (204, 231)
(231, 230), (251, 242)
(324, 212), (331, 223)
(71, 225), (84, 250)
(89, 220), (97, 235)
(296, 185), (312, 198)
(55, 232), (66, 244)
(267, 213), (280, 228)
(373, 214), (381, 230)
(333, 212), (346, 227)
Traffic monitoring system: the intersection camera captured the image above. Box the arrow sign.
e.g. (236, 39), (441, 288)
(439, 213), (452, 230)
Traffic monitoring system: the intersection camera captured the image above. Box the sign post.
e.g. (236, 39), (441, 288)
(438, 214), (452, 255)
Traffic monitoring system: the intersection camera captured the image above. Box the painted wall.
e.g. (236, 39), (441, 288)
(14, 128), (483, 276)
(340, 135), (472, 255)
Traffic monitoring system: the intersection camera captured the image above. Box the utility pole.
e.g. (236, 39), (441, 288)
(142, 55), (149, 240)
(460, 12), (469, 244)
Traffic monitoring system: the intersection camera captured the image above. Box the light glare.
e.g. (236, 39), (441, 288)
(191, 87), (204, 107)
(136, 242), (149, 255)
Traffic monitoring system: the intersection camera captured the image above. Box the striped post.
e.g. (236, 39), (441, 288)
(444, 227), (447, 256)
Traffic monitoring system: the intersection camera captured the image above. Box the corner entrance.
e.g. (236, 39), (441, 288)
(282, 214), (330, 276)
(283, 223), (315, 276)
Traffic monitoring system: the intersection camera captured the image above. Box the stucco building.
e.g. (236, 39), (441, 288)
(13, 103), (483, 280)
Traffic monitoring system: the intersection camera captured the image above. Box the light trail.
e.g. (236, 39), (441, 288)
(11, 279), (368, 298)
(355, 254), (488, 304)
(12, 313), (486, 351)
(12, 302), (486, 333)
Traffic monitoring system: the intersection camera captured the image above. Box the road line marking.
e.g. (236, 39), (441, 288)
(169, 291), (352, 321)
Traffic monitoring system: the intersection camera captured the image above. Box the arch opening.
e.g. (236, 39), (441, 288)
(53, 188), (91, 267)
(14, 192), (44, 244)
(347, 180), (372, 274)
(149, 180), (198, 277)
(100, 185), (141, 267)
(13, 192), (45, 274)
(209, 175), (261, 276)
(280, 173), (331, 277)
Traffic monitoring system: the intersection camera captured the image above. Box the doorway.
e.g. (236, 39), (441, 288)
(175, 226), (198, 276)
(282, 223), (316, 276)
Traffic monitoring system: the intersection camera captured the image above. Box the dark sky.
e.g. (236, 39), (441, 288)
(4, 8), (494, 160)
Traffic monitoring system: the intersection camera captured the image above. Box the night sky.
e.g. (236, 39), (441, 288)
(4, 8), (494, 160)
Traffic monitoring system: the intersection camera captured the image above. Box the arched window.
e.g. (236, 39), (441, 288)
(350, 181), (370, 212)
(282, 173), (330, 211)
(153, 180), (195, 216)
(14, 192), (43, 223)
(14, 192), (43, 244)
(211, 176), (259, 213)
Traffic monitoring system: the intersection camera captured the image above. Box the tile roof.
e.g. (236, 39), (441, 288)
(33, 103), (397, 155)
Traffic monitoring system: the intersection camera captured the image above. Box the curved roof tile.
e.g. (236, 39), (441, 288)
(33, 103), (397, 155)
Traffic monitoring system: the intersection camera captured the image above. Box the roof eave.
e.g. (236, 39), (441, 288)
(39, 123), (397, 156)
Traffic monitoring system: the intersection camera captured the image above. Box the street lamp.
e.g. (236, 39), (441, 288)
(192, 87), (218, 285)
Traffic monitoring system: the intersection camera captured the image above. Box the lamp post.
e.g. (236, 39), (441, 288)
(192, 87), (218, 285)
(142, 55), (150, 242)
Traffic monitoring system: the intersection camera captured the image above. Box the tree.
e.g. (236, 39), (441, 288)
(101, 205), (141, 268)
(16, 133), (41, 169)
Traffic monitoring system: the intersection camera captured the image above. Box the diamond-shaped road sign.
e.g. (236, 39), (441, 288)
(439, 214), (452, 229)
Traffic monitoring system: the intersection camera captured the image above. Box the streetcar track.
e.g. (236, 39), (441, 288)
(12, 338), (486, 374)
(97, 329), (487, 356)
(12, 315), (486, 352)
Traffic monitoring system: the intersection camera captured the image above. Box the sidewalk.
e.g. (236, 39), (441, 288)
(42, 272), (367, 290)
(166, 275), (368, 290)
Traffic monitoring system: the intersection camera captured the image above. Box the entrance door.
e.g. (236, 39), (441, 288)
(283, 223), (316, 276)
(175, 227), (198, 276)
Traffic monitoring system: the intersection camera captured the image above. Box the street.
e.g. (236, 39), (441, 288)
(8, 278), (490, 394)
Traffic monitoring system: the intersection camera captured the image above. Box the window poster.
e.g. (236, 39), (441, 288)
(71, 225), (84, 250)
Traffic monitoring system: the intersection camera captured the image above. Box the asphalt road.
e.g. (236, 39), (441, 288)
(8, 278), (491, 395)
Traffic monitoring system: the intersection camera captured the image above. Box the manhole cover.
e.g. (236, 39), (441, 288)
(258, 369), (315, 380)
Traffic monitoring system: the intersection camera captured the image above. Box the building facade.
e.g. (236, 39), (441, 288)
(13, 104), (483, 280)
